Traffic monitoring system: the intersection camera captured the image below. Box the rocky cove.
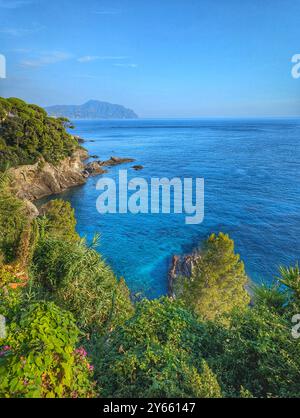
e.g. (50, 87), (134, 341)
(8, 147), (136, 202)
(7, 142), (204, 297)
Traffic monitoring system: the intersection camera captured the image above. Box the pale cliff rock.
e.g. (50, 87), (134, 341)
(9, 148), (89, 201)
(22, 199), (40, 218)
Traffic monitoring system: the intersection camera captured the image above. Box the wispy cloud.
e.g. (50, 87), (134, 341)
(0, 24), (44, 37)
(94, 9), (121, 15)
(77, 55), (127, 63)
(21, 51), (73, 68)
(77, 55), (99, 63)
(0, 0), (33, 8)
(114, 63), (138, 68)
(11, 48), (32, 53)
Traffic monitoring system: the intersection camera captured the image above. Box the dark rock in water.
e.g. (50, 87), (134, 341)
(101, 156), (135, 167)
(84, 156), (136, 177)
(74, 135), (85, 144)
(168, 253), (201, 298)
(90, 155), (99, 159)
(132, 165), (144, 171)
(84, 161), (108, 177)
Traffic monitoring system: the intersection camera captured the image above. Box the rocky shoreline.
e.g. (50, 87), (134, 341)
(9, 146), (137, 202)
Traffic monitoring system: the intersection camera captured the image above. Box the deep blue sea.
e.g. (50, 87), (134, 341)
(53, 118), (300, 298)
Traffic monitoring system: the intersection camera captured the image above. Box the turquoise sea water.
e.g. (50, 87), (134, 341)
(52, 119), (300, 298)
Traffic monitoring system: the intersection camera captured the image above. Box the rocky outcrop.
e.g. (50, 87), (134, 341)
(168, 252), (201, 298)
(22, 199), (40, 218)
(101, 156), (135, 167)
(9, 148), (89, 201)
(84, 161), (108, 177)
(8, 150), (138, 201)
(84, 156), (135, 176)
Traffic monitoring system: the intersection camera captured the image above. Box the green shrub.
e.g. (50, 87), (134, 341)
(179, 233), (250, 321)
(98, 297), (222, 398)
(0, 172), (27, 262)
(38, 199), (79, 242)
(0, 302), (96, 398)
(32, 237), (133, 332)
(197, 304), (300, 398)
(0, 264), (25, 318)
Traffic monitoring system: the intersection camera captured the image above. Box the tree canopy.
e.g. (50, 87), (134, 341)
(0, 97), (78, 170)
(178, 233), (250, 321)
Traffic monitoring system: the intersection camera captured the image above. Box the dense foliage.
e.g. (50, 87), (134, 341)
(177, 233), (250, 321)
(0, 302), (96, 398)
(0, 97), (78, 170)
(98, 297), (222, 398)
(0, 172), (27, 262)
(32, 236), (133, 332)
(38, 199), (80, 242)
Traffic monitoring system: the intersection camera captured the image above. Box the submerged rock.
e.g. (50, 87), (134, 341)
(132, 165), (144, 171)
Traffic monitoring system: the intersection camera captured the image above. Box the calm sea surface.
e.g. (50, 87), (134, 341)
(51, 118), (300, 298)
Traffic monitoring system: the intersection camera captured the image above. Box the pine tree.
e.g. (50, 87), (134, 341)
(181, 233), (250, 321)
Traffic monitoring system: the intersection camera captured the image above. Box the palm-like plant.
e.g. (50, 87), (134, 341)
(252, 281), (287, 311)
(278, 264), (300, 300)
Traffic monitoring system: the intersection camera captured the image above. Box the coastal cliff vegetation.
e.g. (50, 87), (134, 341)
(0, 97), (79, 171)
(0, 99), (300, 398)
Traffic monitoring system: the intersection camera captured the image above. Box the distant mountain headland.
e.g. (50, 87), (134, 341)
(45, 100), (138, 120)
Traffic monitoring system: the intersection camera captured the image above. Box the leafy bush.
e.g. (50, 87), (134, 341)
(38, 199), (79, 242)
(278, 264), (300, 303)
(32, 237), (133, 332)
(98, 297), (222, 398)
(0, 172), (27, 262)
(195, 302), (300, 398)
(0, 302), (96, 398)
(0, 264), (27, 318)
(252, 282), (287, 313)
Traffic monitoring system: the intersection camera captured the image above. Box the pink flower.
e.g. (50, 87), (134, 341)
(0, 346), (11, 357)
(74, 347), (87, 357)
(87, 364), (94, 372)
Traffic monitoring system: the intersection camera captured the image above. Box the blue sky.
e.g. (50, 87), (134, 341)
(0, 0), (299, 117)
